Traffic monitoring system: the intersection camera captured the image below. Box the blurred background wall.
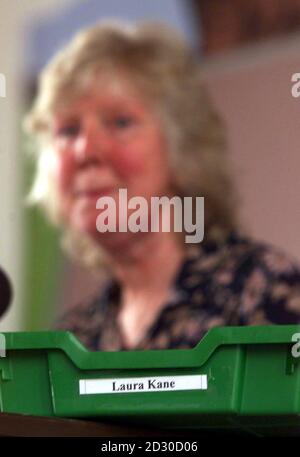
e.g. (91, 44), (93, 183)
(0, 0), (74, 331)
(1, 0), (300, 331)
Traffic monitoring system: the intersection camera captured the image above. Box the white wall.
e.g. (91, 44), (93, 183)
(203, 33), (300, 262)
(0, 0), (75, 330)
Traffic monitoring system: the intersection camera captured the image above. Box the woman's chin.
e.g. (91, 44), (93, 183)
(71, 218), (98, 237)
(68, 206), (151, 251)
(70, 215), (127, 244)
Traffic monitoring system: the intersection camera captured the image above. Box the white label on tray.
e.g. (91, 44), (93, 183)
(79, 374), (207, 395)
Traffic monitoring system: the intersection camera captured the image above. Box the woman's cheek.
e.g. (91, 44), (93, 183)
(112, 147), (146, 178)
(54, 157), (77, 223)
(52, 151), (76, 196)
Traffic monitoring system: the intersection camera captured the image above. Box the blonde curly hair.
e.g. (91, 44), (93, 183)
(24, 20), (238, 268)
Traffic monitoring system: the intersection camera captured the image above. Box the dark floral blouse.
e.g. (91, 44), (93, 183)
(55, 232), (300, 351)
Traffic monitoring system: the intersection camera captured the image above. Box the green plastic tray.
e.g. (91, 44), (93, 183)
(1, 325), (300, 434)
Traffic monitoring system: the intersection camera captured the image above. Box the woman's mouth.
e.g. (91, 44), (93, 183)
(74, 188), (115, 200)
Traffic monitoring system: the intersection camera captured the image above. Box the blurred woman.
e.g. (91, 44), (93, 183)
(24, 21), (300, 351)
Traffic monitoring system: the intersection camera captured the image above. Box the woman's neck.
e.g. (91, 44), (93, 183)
(102, 232), (185, 349)
(104, 232), (185, 311)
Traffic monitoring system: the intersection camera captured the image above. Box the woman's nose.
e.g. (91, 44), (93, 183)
(73, 118), (110, 165)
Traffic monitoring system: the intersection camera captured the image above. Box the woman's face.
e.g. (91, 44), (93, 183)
(50, 72), (173, 245)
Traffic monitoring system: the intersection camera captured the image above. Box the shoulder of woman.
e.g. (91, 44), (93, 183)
(226, 235), (300, 323)
(186, 231), (300, 281)
(53, 283), (112, 331)
(230, 235), (300, 282)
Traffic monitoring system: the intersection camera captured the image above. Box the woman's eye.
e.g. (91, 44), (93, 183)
(56, 124), (80, 137)
(111, 115), (135, 129)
